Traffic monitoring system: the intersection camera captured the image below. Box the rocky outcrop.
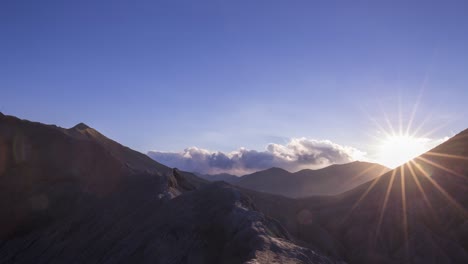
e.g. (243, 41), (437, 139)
(0, 114), (333, 264)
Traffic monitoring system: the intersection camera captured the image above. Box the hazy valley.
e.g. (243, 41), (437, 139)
(195, 162), (390, 197)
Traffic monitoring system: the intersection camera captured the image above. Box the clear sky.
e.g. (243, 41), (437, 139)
(2, 0), (467, 171)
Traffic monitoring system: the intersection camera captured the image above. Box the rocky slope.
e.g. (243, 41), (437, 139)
(3, 112), (466, 264)
(0, 113), (334, 264)
(246, 129), (468, 263)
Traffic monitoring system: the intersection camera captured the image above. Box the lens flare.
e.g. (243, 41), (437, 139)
(378, 134), (429, 168)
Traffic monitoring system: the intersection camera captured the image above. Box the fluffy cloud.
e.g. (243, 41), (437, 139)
(148, 138), (367, 175)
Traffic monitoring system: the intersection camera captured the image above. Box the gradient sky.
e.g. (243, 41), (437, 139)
(1, 0), (467, 169)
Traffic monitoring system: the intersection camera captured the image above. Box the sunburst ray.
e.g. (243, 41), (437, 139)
(400, 165), (410, 262)
(416, 156), (466, 179)
(418, 121), (451, 140)
(425, 152), (468, 161)
(412, 161), (468, 219)
(405, 85), (425, 136)
(407, 161), (439, 222)
(410, 113), (433, 138)
(341, 176), (383, 225)
(360, 104), (393, 139)
(378, 101), (397, 136)
(348, 164), (388, 184)
(375, 169), (396, 239)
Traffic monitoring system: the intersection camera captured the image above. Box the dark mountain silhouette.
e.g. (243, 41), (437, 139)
(233, 162), (389, 197)
(1, 112), (466, 264)
(0, 113), (334, 264)
(195, 172), (240, 183)
(245, 129), (468, 263)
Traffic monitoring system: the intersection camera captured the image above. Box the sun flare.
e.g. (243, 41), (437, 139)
(378, 134), (428, 168)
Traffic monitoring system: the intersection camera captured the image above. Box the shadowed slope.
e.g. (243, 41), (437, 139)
(245, 129), (468, 263)
(67, 121), (170, 173)
(0, 113), (333, 264)
(195, 172), (240, 183)
(0, 114), (176, 238)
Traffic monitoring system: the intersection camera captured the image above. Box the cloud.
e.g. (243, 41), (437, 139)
(148, 138), (367, 175)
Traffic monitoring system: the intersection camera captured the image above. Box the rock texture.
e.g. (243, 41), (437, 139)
(0, 114), (333, 264)
(2, 113), (466, 264)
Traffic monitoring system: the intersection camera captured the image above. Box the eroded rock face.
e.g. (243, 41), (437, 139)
(0, 114), (333, 264)
(0, 181), (333, 264)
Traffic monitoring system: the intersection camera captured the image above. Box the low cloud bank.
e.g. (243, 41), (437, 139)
(148, 138), (367, 175)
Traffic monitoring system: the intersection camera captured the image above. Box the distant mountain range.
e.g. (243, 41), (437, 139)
(1, 112), (467, 264)
(195, 172), (241, 183)
(197, 161), (389, 197)
(245, 128), (468, 263)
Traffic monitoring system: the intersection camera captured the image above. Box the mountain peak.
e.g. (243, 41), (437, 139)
(264, 167), (289, 173)
(72, 122), (91, 130)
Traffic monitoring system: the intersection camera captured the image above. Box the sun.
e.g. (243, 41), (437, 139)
(377, 134), (428, 168)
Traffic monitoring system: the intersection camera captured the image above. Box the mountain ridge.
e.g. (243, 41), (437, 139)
(1, 112), (466, 263)
(233, 161), (389, 197)
(0, 113), (336, 264)
(245, 126), (468, 263)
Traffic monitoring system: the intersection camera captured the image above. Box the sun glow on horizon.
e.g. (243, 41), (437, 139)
(365, 95), (451, 169)
(377, 134), (430, 168)
(347, 95), (466, 253)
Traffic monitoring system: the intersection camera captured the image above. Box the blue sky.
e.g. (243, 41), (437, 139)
(1, 0), (467, 171)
